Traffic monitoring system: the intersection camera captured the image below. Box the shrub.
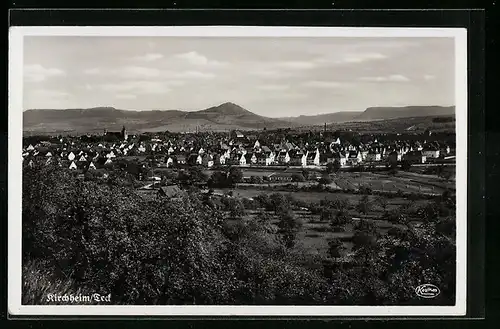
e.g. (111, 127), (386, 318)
(327, 238), (345, 258)
(249, 175), (263, 184)
(291, 173), (305, 182)
(356, 195), (372, 214)
(23, 260), (93, 305)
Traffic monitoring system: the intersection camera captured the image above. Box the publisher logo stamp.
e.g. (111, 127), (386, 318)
(415, 284), (440, 299)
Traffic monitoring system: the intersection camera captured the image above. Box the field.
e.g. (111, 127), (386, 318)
(226, 203), (417, 256)
(129, 156), (455, 196)
(209, 169), (452, 195)
(331, 171), (453, 194)
(136, 167), (452, 257)
(216, 181), (433, 257)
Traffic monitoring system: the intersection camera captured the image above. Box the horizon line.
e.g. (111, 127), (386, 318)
(22, 103), (456, 116)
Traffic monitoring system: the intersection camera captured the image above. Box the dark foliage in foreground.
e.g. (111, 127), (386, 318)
(23, 164), (456, 305)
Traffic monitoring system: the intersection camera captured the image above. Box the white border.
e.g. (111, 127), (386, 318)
(8, 26), (468, 317)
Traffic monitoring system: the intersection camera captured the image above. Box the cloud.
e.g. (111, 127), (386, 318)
(175, 51), (226, 67)
(174, 71), (216, 79)
(132, 53), (164, 62)
(84, 66), (161, 79)
(257, 84), (290, 91)
(249, 69), (288, 79)
(99, 81), (172, 94)
(31, 89), (70, 98)
(83, 68), (102, 75)
(424, 74), (436, 80)
(341, 52), (387, 63)
(24, 64), (65, 82)
(277, 61), (316, 70)
(83, 65), (212, 81)
(314, 52), (388, 66)
(302, 81), (348, 89)
(115, 94), (137, 100)
(359, 74), (410, 82)
(119, 66), (161, 79)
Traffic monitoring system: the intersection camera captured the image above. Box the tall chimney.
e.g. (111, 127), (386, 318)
(324, 123), (327, 132)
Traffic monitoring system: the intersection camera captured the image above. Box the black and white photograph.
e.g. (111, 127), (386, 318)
(8, 26), (467, 316)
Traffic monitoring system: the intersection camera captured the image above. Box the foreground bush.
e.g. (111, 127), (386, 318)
(22, 165), (456, 306)
(22, 259), (90, 305)
(23, 165), (329, 305)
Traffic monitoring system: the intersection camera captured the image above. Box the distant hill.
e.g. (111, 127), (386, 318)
(299, 115), (456, 134)
(355, 106), (455, 121)
(281, 106), (455, 126)
(280, 111), (362, 126)
(23, 103), (456, 135)
(23, 102), (295, 134)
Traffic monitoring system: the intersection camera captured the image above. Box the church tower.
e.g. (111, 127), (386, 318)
(121, 126), (128, 141)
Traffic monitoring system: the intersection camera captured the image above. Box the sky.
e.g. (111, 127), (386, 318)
(22, 36), (455, 118)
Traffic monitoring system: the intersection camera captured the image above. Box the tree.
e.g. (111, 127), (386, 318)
(249, 175), (263, 184)
(320, 207), (336, 222)
(356, 195), (372, 215)
(270, 193), (290, 215)
(376, 197), (389, 212)
(351, 134), (361, 147)
(401, 160), (412, 171)
(436, 216), (455, 238)
(208, 171), (229, 188)
(332, 198), (350, 212)
(277, 210), (303, 249)
(326, 160), (341, 174)
(332, 210), (349, 226)
(352, 220), (379, 259)
(436, 164), (445, 178)
(354, 219), (377, 234)
(138, 134), (151, 142)
(176, 170), (192, 185)
(441, 171), (453, 182)
(228, 167), (243, 187)
(318, 175), (332, 186)
(332, 159), (341, 172)
(226, 198), (246, 218)
(325, 162), (334, 174)
(291, 173), (305, 182)
(417, 202), (440, 223)
(83, 170), (98, 182)
(441, 189), (455, 209)
(188, 166), (208, 183)
(255, 209), (273, 224)
(327, 238), (345, 258)
(384, 209), (408, 224)
(255, 193), (272, 210)
(359, 185), (373, 195)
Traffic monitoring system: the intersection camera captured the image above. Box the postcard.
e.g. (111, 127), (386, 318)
(8, 25), (467, 317)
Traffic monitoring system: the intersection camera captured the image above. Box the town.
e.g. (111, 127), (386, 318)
(22, 125), (455, 192)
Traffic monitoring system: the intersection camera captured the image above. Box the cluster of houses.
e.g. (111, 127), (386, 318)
(22, 128), (452, 173)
